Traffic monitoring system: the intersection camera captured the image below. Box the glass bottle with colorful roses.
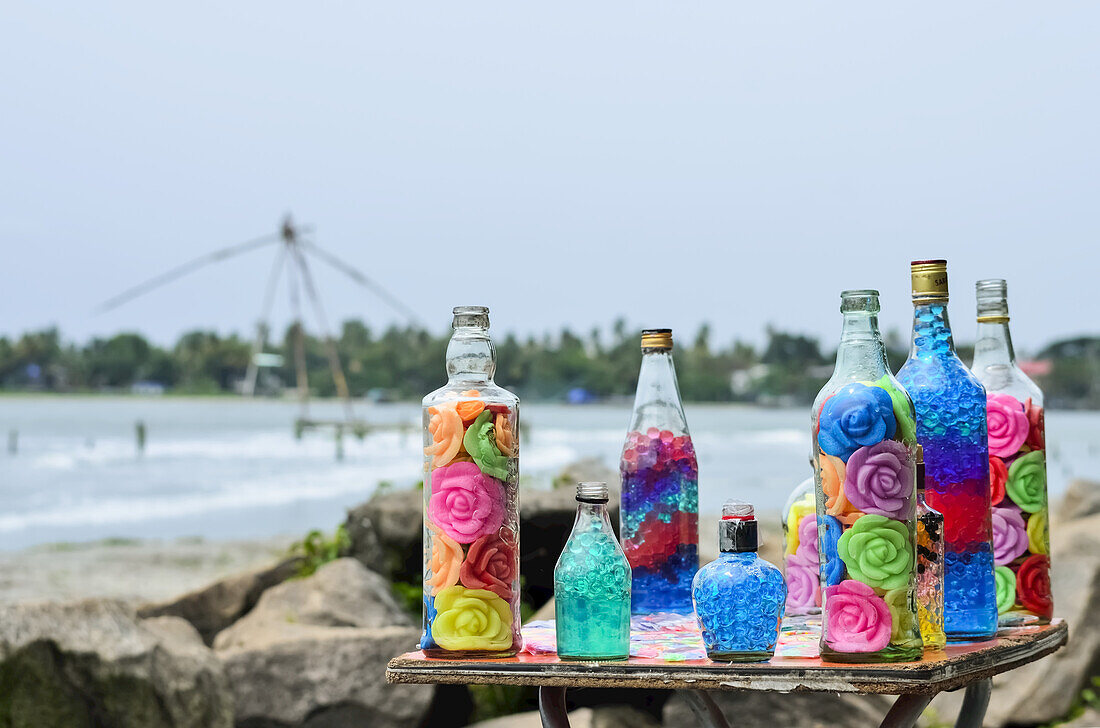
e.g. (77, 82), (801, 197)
(811, 290), (923, 662)
(971, 279), (1052, 625)
(421, 306), (521, 657)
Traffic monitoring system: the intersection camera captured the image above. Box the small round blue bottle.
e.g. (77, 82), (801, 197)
(692, 500), (786, 662)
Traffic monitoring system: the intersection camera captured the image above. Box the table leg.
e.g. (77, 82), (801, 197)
(539, 686), (570, 728)
(679, 690), (732, 728)
(879, 693), (934, 728)
(954, 678), (992, 728)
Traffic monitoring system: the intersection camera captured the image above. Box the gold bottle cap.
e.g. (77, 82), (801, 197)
(640, 329), (673, 350)
(911, 259), (949, 301)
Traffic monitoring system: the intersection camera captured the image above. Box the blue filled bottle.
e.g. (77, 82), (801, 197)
(692, 500), (785, 662)
(554, 481), (631, 660)
(897, 260), (998, 641)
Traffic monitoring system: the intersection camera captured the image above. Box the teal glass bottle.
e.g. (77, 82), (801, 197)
(692, 500), (786, 662)
(554, 482), (631, 660)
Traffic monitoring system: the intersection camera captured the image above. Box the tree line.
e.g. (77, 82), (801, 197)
(0, 322), (1097, 408)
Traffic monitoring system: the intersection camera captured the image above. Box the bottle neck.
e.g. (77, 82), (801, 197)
(630, 349), (688, 432)
(973, 320), (1016, 370)
(446, 325), (495, 383)
(909, 301), (957, 357)
(574, 501), (611, 528)
(834, 311), (890, 378)
(719, 518), (759, 553)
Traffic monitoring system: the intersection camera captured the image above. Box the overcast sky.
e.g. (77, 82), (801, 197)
(2, 2), (1098, 354)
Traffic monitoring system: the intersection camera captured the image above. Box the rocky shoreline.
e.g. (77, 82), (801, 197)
(0, 464), (1097, 727)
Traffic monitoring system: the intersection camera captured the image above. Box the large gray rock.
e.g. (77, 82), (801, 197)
(139, 557), (302, 645)
(928, 509), (1100, 726)
(1055, 479), (1100, 523)
(0, 599), (232, 728)
(344, 487), (423, 584)
(663, 691), (891, 728)
(213, 559), (429, 728)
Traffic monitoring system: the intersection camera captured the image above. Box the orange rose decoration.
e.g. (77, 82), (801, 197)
(494, 413), (517, 458)
(427, 522), (464, 595)
(821, 452), (862, 525)
(455, 390), (486, 423)
(426, 401), (465, 468)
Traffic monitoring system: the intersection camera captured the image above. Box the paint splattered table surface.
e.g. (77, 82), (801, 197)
(387, 617), (1066, 695)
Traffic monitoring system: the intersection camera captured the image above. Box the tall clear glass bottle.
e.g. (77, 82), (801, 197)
(915, 446), (947, 650)
(812, 290), (922, 663)
(554, 481), (631, 661)
(619, 329), (699, 614)
(421, 306), (520, 657)
(897, 261), (998, 641)
(971, 279), (1052, 625)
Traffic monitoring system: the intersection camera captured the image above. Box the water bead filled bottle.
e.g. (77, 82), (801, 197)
(782, 475), (821, 616)
(693, 500), (786, 662)
(971, 279), (1052, 625)
(812, 289), (922, 663)
(554, 482), (631, 661)
(897, 261), (998, 641)
(620, 329), (699, 614)
(421, 306), (521, 657)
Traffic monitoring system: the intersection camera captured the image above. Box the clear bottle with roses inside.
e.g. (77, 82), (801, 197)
(811, 289), (923, 663)
(970, 279), (1052, 625)
(421, 306), (521, 657)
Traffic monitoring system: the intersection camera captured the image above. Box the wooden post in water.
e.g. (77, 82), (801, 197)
(135, 420), (146, 456)
(335, 424), (345, 461)
(7, 429), (16, 456)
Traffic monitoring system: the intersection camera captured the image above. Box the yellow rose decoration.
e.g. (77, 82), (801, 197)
(785, 492), (816, 555)
(427, 522), (464, 596)
(425, 402), (465, 468)
(431, 585), (514, 651)
(1026, 509), (1049, 556)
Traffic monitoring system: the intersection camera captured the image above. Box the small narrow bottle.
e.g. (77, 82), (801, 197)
(692, 500), (785, 662)
(897, 261), (998, 641)
(915, 446), (947, 651)
(619, 329), (699, 614)
(554, 482), (631, 661)
(971, 279), (1052, 625)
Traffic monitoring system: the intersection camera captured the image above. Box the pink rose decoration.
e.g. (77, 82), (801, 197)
(991, 506), (1028, 566)
(785, 553), (820, 610)
(987, 393), (1029, 458)
(428, 461), (506, 544)
(795, 513), (820, 565)
(824, 580), (892, 653)
(843, 440), (913, 519)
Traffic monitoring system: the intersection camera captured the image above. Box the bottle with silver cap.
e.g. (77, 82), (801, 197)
(421, 306), (521, 657)
(554, 482), (631, 661)
(970, 278), (1051, 625)
(692, 500), (785, 662)
(897, 261), (998, 641)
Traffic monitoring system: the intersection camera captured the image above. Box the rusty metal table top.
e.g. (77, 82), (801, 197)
(387, 619), (1066, 695)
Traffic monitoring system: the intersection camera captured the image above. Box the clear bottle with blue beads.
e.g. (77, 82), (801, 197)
(898, 260), (998, 641)
(692, 500), (785, 662)
(554, 481), (631, 660)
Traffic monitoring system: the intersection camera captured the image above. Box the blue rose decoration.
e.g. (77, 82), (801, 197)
(419, 595), (438, 650)
(818, 514), (845, 587)
(817, 383), (897, 461)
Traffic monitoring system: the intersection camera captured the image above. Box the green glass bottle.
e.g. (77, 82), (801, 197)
(554, 482), (631, 660)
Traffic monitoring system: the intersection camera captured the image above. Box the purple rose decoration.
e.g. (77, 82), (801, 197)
(785, 553), (820, 610)
(818, 383), (897, 462)
(795, 513), (819, 565)
(843, 440), (913, 519)
(992, 506), (1028, 566)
